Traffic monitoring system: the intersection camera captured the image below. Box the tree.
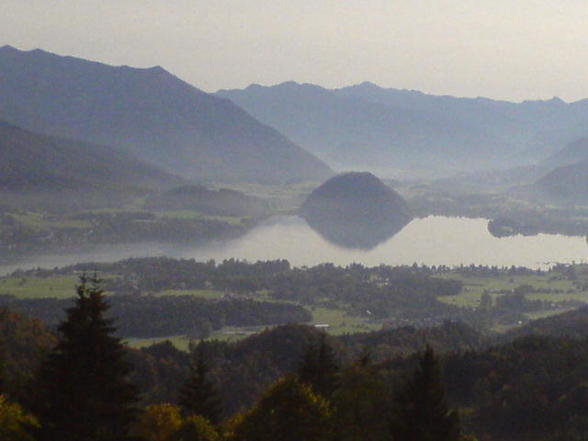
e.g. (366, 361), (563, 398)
(30, 275), (138, 441)
(297, 335), (340, 398)
(175, 415), (221, 441)
(331, 355), (390, 441)
(390, 345), (461, 441)
(0, 395), (38, 441)
(229, 375), (332, 441)
(131, 403), (183, 441)
(178, 345), (222, 424)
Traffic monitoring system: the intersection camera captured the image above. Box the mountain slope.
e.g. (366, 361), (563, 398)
(541, 137), (588, 168)
(218, 82), (503, 174)
(533, 157), (588, 202)
(0, 46), (331, 183)
(218, 82), (588, 177)
(0, 121), (182, 206)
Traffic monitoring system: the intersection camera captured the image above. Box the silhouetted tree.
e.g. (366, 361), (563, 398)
(297, 335), (340, 398)
(331, 354), (390, 441)
(31, 275), (138, 441)
(390, 345), (460, 441)
(178, 346), (222, 424)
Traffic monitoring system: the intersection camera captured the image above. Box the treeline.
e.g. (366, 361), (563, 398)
(0, 294), (311, 338)
(17, 257), (465, 323)
(0, 211), (253, 260)
(0, 281), (465, 441)
(6, 289), (588, 440)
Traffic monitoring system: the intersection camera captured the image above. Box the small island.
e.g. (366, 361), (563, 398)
(300, 172), (412, 249)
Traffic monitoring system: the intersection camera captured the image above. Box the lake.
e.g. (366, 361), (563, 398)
(0, 216), (586, 275)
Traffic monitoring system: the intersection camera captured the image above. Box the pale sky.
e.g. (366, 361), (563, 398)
(2, 0), (588, 102)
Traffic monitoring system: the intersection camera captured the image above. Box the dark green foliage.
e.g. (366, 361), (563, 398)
(331, 355), (390, 441)
(127, 341), (191, 405)
(3, 295), (312, 339)
(30, 275), (138, 441)
(11, 258), (464, 327)
(297, 335), (340, 398)
(230, 375), (332, 441)
(0, 308), (55, 402)
(178, 345), (222, 424)
(390, 345), (461, 441)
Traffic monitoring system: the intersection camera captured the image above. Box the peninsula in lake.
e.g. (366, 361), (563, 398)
(300, 172), (412, 249)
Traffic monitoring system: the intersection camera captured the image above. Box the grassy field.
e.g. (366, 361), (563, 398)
(155, 289), (226, 299)
(214, 181), (318, 213)
(124, 325), (275, 349)
(309, 306), (382, 335)
(124, 335), (193, 351)
(438, 273), (586, 308)
(10, 211), (91, 229)
(0, 275), (80, 299)
(155, 210), (246, 225)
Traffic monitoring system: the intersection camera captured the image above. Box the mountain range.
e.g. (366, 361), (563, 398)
(0, 45), (332, 184)
(218, 81), (588, 177)
(3, 44), (588, 201)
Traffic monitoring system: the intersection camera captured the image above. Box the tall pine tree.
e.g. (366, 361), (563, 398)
(297, 335), (340, 398)
(31, 275), (138, 441)
(390, 345), (461, 441)
(178, 344), (222, 425)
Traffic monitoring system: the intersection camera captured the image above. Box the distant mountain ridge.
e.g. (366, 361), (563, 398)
(533, 158), (588, 203)
(0, 121), (182, 207)
(541, 137), (588, 168)
(218, 81), (588, 177)
(0, 46), (332, 183)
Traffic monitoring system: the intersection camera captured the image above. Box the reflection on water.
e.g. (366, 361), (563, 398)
(1, 216), (587, 275)
(303, 211), (411, 249)
(175, 216), (588, 269)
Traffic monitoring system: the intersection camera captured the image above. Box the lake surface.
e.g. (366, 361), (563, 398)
(1, 216), (587, 275)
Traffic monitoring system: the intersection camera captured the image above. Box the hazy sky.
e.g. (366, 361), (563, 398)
(2, 0), (588, 101)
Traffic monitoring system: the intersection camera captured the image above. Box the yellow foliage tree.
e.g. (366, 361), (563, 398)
(175, 414), (221, 441)
(229, 376), (332, 441)
(0, 395), (38, 441)
(131, 403), (183, 441)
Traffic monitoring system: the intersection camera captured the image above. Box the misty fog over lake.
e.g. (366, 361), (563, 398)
(2, 216), (586, 275)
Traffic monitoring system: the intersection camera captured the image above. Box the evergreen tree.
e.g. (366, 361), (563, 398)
(332, 355), (390, 441)
(31, 275), (138, 441)
(390, 345), (461, 441)
(0, 345), (4, 395)
(178, 345), (222, 424)
(297, 335), (340, 398)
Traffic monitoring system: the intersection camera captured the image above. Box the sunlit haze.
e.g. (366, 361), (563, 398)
(3, 0), (588, 101)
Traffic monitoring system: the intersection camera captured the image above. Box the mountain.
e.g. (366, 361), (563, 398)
(0, 121), (181, 207)
(144, 185), (269, 217)
(533, 158), (588, 203)
(0, 45), (332, 183)
(541, 137), (588, 168)
(300, 172), (412, 249)
(218, 82), (588, 177)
